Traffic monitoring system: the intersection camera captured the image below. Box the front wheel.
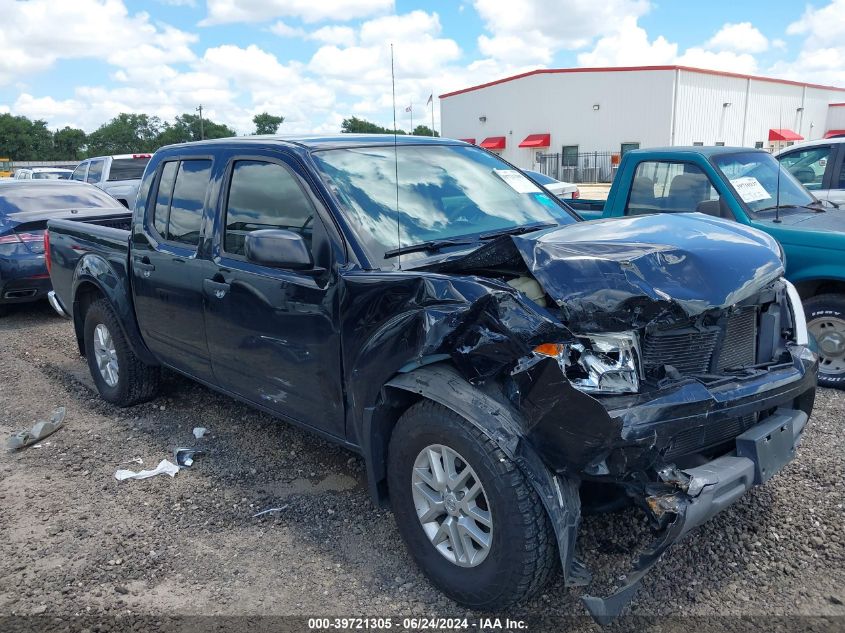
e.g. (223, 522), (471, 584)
(83, 298), (160, 406)
(387, 400), (557, 610)
(804, 294), (845, 390)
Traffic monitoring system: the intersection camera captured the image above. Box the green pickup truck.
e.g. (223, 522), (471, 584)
(569, 146), (845, 388)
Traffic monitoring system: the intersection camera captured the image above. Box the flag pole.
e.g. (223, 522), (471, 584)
(430, 91), (435, 136)
(410, 101), (413, 134)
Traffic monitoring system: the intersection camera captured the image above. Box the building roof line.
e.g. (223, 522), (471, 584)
(439, 65), (845, 99)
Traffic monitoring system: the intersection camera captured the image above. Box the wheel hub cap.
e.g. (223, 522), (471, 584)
(93, 323), (119, 387)
(411, 444), (492, 568)
(808, 316), (845, 376)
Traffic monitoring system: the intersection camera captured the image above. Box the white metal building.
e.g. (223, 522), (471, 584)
(439, 65), (845, 172)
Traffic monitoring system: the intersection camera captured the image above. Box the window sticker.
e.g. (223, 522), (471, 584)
(730, 176), (771, 203)
(493, 169), (541, 193)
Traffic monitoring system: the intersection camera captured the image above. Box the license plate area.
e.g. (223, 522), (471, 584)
(735, 413), (796, 485)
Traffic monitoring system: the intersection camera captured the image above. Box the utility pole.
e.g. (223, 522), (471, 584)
(196, 104), (205, 140)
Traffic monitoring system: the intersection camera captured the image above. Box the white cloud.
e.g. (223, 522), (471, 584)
(677, 48), (758, 74)
(0, 0), (197, 85)
(473, 0), (651, 63)
(577, 16), (676, 66)
(706, 22), (769, 53)
(201, 0), (393, 25)
(771, 0), (845, 84)
(268, 21), (307, 38)
(309, 26), (357, 47)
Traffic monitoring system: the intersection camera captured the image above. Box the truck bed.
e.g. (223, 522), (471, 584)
(47, 214), (132, 314)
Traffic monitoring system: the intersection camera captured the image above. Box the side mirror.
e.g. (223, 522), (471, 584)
(244, 229), (312, 269)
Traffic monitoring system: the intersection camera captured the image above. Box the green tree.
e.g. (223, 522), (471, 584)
(85, 113), (163, 156)
(252, 112), (284, 135)
(341, 116), (405, 134)
(156, 113), (236, 146)
(0, 113), (54, 160)
(52, 126), (87, 160)
(412, 124), (439, 137)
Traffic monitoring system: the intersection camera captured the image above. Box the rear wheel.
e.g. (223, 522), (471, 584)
(83, 298), (160, 406)
(804, 294), (845, 390)
(387, 400), (557, 609)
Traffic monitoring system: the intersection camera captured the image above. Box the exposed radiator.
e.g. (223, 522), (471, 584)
(716, 307), (758, 370)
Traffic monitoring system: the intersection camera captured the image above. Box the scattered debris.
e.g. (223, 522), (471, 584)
(7, 407), (66, 451)
(192, 427), (208, 439)
(120, 457), (144, 466)
(115, 459), (179, 481)
(252, 505), (289, 518)
(174, 447), (204, 467)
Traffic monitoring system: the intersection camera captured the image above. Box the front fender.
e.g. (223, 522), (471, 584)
(72, 253), (158, 366)
(377, 364), (589, 588)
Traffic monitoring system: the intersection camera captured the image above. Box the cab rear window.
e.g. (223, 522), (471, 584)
(108, 157), (151, 181)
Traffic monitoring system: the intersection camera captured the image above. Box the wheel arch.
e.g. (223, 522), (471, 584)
(792, 277), (845, 300)
(364, 362), (587, 588)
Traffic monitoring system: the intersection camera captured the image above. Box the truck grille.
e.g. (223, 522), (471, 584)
(665, 412), (758, 458)
(642, 307), (758, 377)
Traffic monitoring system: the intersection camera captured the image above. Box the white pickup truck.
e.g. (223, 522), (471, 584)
(70, 154), (151, 208)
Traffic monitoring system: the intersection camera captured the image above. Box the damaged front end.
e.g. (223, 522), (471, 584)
(356, 214), (817, 623)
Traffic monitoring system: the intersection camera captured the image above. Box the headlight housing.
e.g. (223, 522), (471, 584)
(535, 332), (641, 394)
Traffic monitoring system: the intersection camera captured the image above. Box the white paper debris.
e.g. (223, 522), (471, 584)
(115, 459), (179, 481)
(192, 427), (208, 439)
(493, 169), (541, 193)
(730, 176), (771, 203)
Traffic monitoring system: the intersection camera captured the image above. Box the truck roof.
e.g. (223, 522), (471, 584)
(158, 134), (467, 152)
(627, 146), (760, 156)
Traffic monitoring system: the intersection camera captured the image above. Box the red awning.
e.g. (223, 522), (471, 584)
(518, 133), (551, 148)
(824, 130), (845, 139)
(479, 136), (506, 150)
(768, 128), (804, 142)
(458, 138), (476, 144)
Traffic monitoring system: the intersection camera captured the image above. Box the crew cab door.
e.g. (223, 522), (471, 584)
(778, 143), (839, 204)
(202, 153), (345, 438)
(131, 156), (215, 381)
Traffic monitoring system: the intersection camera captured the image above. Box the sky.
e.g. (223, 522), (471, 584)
(1, 0), (844, 135)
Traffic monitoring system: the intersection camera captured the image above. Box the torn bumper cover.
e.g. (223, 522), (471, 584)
(509, 346), (816, 624)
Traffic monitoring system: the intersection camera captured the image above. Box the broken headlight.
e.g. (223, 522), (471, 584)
(536, 332), (641, 394)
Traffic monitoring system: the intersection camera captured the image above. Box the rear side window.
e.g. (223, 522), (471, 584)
(71, 164), (87, 181)
(86, 160), (104, 183)
(223, 160), (315, 256)
(108, 157), (150, 181)
(150, 159), (212, 246)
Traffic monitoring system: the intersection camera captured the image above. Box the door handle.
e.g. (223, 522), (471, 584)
(203, 277), (231, 299)
(133, 256), (155, 277)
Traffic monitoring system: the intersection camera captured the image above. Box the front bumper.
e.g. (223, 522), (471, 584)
(578, 347), (817, 623)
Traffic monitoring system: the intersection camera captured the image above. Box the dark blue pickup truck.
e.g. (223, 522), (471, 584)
(47, 136), (817, 622)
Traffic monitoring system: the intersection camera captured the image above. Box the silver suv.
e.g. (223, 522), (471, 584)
(776, 136), (845, 206)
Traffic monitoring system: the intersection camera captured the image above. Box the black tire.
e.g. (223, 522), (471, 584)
(387, 400), (557, 610)
(804, 294), (845, 390)
(83, 298), (160, 406)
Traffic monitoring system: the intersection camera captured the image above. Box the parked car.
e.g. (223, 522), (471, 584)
(776, 137), (845, 206)
(571, 146), (845, 389)
(0, 180), (128, 316)
(47, 136), (816, 623)
(71, 154), (152, 208)
(14, 167), (73, 180)
(522, 169), (580, 199)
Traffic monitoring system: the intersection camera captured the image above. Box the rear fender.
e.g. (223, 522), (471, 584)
(376, 364), (589, 588)
(72, 253), (158, 366)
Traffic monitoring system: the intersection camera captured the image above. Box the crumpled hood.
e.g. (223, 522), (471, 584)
(510, 213), (784, 331)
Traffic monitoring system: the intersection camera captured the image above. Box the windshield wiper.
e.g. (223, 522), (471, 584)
(384, 238), (477, 259)
(755, 204), (802, 213)
(479, 222), (557, 240)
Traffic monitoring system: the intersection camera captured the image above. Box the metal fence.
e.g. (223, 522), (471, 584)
(537, 151), (619, 183)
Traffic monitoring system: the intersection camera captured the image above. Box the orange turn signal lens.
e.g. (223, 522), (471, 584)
(534, 343), (564, 357)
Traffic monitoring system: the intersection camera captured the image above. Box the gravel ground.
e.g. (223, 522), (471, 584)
(0, 302), (843, 632)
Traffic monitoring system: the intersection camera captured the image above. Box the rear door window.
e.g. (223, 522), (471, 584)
(223, 160), (315, 256)
(86, 160), (104, 184)
(149, 159), (212, 246)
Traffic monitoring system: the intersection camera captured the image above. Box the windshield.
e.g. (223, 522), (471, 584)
(311, 144), (577, 265)
(108, 157), (150, 181)
(0, 182), (119, 215)
(711, 151), (816, 217)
